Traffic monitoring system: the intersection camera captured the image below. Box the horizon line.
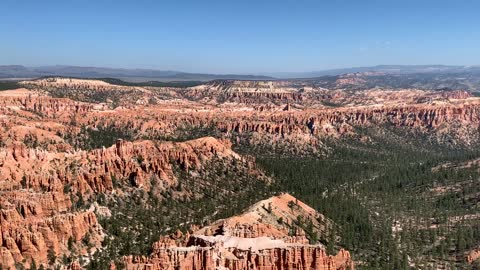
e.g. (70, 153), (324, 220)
(1, 63), (477, 76)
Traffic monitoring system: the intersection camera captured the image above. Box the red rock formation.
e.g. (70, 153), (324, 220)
(124, 246), (353, 270)
(0, 137), (239, 195)
(0, 190), (103, 268)
(466, 249), (480, 264)
(68, 261), (83, 270)
(0, 79), (479, 270)
(0, 91), (94, 117)
(123, 194), (354, 270)
(3, 84), (473, 152)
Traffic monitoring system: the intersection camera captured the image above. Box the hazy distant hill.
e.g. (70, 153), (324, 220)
(2, 65), (480, 86)
(0, 65), (274, 81)
(269, 65), (480, 78)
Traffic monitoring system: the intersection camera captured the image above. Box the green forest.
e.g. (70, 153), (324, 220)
(251, 127), (480, 269)
(0, 81), (20, 91)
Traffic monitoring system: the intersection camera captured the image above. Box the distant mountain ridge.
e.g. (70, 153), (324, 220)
(0, 65), (274, 82)
(2, 64), (480, 82)
(268, 65), (480, 78)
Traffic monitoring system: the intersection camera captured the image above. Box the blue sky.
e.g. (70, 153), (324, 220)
(1, 0), (479, 73)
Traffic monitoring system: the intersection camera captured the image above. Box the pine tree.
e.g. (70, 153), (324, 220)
(47, 248), (56, 265)
(30, 260), (37, 270)
(327, 226), (335, 255)
(68, 236), (74, 250)
(401, 253), (409, 270)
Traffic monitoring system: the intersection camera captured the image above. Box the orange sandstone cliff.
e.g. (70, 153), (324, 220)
(123, 194), (354, 270)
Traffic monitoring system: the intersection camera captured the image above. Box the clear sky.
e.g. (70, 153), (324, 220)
(1, 0), (479, 74)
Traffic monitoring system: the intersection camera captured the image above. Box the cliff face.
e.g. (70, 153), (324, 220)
(4, 85), (479, 153)
(20, 78), (141, 92)
(20, 77), (161, 106)
(0, 190), (102, 269)
(0, 136), (241, 269)
(123, 194), (354, 270)
(215, 103), (480, 134)
(0, 89), (95, 117)
(72, 98), (480, 147)
(124, 246), (353, 270)
(0, 136), (239, 195)
(184, 80), (473, 106)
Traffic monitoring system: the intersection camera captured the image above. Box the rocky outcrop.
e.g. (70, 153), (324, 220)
(0, 90), (94, 117)
(466, 249), (480, 264)
(0, 137), (240, 194)
(0, 137), (251, 269)
(124, 246), (353, 270)
(20, 78), (162, 107)
(184, 80), (309, 104)
(123, 194), (354, 270)
(21, 78), (131, 92)
(0, 135), (241, 268)
(4, 83), (476, 153)
(217, 103), (480, 134)
(68, 96), (480, 148)
(441, 90), (472, 100)
(184, 80), (473, 106)
(0, 190), (103, 269)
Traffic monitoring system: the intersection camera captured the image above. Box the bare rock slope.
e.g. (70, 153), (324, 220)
(124, 193), (354, 270)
